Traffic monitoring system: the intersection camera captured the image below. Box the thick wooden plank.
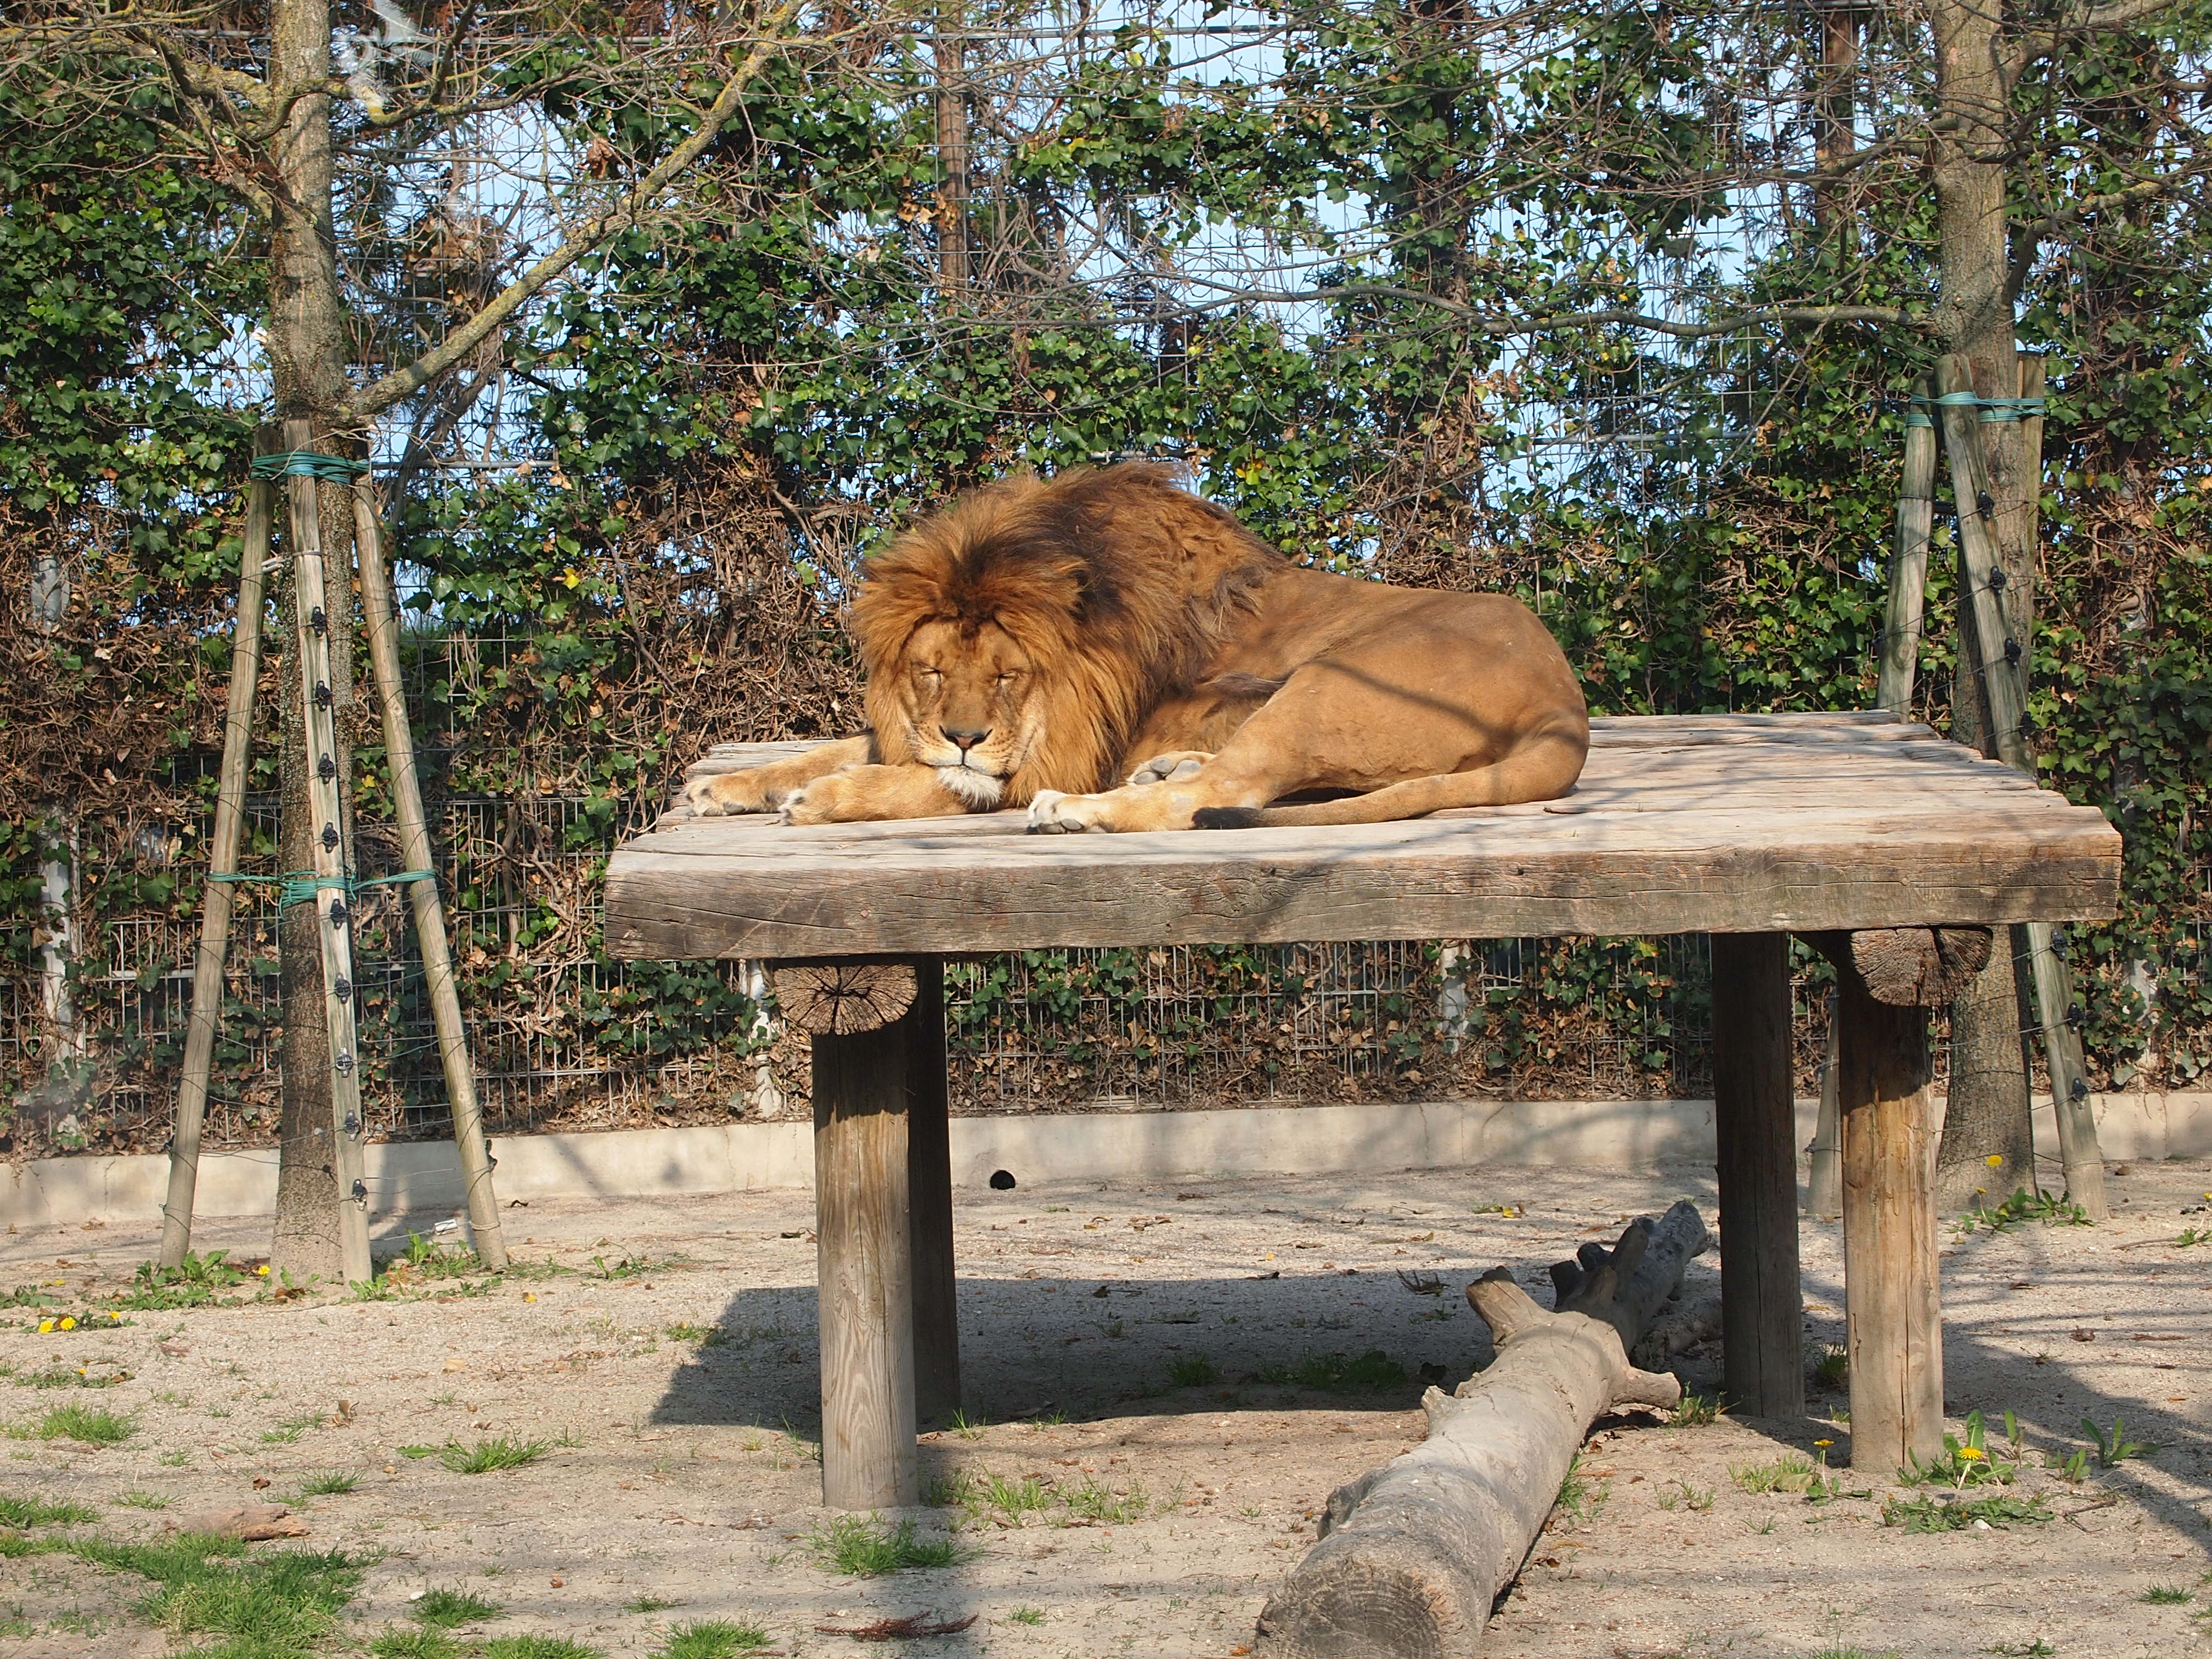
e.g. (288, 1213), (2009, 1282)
(1710, 932), (1803, 1418)
(905, 959), (961, 1424)
(814, 1020), (919, 1509)
(1837, 968), (1944, 1474)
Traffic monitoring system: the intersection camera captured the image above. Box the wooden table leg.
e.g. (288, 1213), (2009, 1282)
(906, 958), (961, 1424)
(1835, 964), (1944, 1474)
(814, 1014), (919, 1510)
(1711, 932), (1804, 1418)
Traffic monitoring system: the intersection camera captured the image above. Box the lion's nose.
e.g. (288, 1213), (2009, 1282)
(944, 726), (991, 753)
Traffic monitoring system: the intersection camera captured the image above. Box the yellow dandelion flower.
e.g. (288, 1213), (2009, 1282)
(37, 1319), (53, 1334)
(58, 1316), (75, 1330)
(257, 1265), (270, 1276)
(1985, 1154), (2005, 1167)
(1813, 1439), (1833, 1448)
(1957, 1446), (1986, 1461)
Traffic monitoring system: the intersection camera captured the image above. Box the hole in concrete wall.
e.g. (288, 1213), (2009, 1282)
(988, 1169), (1017, 1190)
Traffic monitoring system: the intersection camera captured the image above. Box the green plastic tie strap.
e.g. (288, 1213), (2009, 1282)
(251, 451), (372, 482)
(1906, 391), (2049, 425)
(207, 868), (435, 910)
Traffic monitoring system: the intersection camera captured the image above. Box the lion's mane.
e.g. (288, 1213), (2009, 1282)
(850, 467), (1281, 802)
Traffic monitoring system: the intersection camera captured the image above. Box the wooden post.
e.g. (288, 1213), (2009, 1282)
(905, 958), (961, 1424)
(1934, 354), (2107, 1218)
(352, 487), (508, 1269)
(278, 424), (373, 1286)
(1709, 933), (1803, 1417)
(934, 15), (968, 290)
(1835, 962), (1943, 1474)
(1876, 375), (1937, 716)
(161, 431), (276, 1267)
(814, 1003), (919, 1510)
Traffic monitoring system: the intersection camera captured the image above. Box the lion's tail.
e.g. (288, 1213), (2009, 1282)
(1192, 731), (1587, 830)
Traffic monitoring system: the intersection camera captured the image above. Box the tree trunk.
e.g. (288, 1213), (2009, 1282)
(266, 0), (365, 1280)
(1929, 0), (2036, 1210)
(1254, 1203), (1708, 1658)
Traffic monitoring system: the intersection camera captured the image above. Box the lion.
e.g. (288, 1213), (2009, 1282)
(684, 465), (1588, 832)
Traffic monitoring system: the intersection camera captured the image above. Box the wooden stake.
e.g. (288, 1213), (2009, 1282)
(1934, 354), (2107, 1218)
(814, 1011), (919, 1509)
(1836, 963), (1943, 1474)
(278, 422), (372, 1286)
(905, 958), (961, 1424)
(1808, 988), (1843, 1220)
(1710, 933), (1803, 1418)
(1876, 375), (1937, 716)
(353, 488), (507, 1269)
(161, 429), (277, 1268)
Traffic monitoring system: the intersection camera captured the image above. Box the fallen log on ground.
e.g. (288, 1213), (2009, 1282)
(1254, 1199), (1711, 1659)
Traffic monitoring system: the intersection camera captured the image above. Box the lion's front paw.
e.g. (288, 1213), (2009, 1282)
(777, 780), (826, 826)
(1026, 789), (1108, 834)
(687, 770), (777, 817)
(1125, 751), (1213, 788)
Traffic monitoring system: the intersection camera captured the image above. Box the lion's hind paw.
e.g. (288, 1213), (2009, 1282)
(1025, 789), (1097, 834)
(686, 772), (775, 817)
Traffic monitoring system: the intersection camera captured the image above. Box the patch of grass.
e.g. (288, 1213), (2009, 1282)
(1257, 1350), (1410, 1395)
(979, 1472), (1051, 1523)
(438, 1436), (554, 1475)
(656, 1619), (774, 1658)
(1812, 1646), (1901, 1659)
(1730, 1454), (1820, 1495)
(0, 1496), (98, 1527)
(1672, 1392), (1726, 1426)
(624, 1595), (683, 1613)
(1554, 1451), (1610, 1523)
(1008, 1605), (1045, 1626)
(2143, 1585), (2193, 1604)
(157, 1449), (192, 1467)
(414, 1586), (504, 1627)
(21, 1404), (134, 1446)
(1810, 1345), (1849, 1388)
(75, 1536), (363, 1659)
(1653, 1481), (1714, 1513)
(113, 1491), (168, 1511)
(947, 1409), (988, 1441)
(1060, 1477), (1147, 1525)
(2081, 1412), (2152, 1466)
(484, 1639), (603, 1659)
(589, 1253), (684, 1281)
(292, 1470), (359, 1498)
(809, 1515), (971, 1576)
(1881, 1492), (2053, 1532)
(1166, 1355), (1220, 1388)
(14, 1363), (123, 1390)
(1984, 1641), (2056, 1657)
(397, 1444), (438, 1460)
(664, 1322), (725, 1346)
(370, 1630), (464, 1659)
(260, 1411), (325, 1444)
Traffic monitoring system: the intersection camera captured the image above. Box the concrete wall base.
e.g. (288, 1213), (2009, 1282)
(3, 1091), (2205, 1231)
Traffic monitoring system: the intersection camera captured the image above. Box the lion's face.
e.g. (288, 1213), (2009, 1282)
(890, 619), (1042, 808)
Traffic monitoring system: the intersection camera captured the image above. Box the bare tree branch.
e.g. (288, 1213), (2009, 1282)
(2010, 0), (2194, 75)
(346, 0), (808, 421)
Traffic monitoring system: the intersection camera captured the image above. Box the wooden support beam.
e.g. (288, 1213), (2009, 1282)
(162, 430), (278, 1268)
(1876, 374), (1938, 716)
(1836, 962), (1944, 1474)
(813, 1012), (919, 1510)
(1710, 933), (1803, 1418)
(906, 958), (961, 1424)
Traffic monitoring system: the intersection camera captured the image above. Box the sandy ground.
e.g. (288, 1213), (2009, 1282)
(0, 1155), (2207, 1659)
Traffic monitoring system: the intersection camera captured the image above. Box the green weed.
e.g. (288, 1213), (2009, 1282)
(114, 1491), (169, 1511)
(1060, 1477), (1148, 1525)
(1902, 1410), (2015, 1488)
(397, 1444), (438, 1460)
(1008, 1605), (1045, 1625)
(947, 1409), (988, 1441)
(657, 1620), (774, 1657)
(1810, 1345), (1849, 1388)
(1729, 1454), (1821, 1495)
(1955, 1188), (2090, 1237)
(624, 1595), (682, 1613)
(809, 1515), (970, 1575)
(2176, 1227), (2210, 1247)
(2142, 1585), (2192, 1604)
(370, 1631), (464, 1659)
(664, 1322), (725, 1345)
(75, 1535), (363, 1659)
(260, 1411), (324, 1444)
(1653, 1481), (1714, 1513)
(121, 1251), (250, 1311)
(291, 1470), (359, 1498)
(2081, 1413), (2152, 1466)
(1554, 1451), (1610, 1522)
(1881, 1492), (2053, 1532)
(414, 1586), (504, 1627)
(484, 1639), (602, 1659)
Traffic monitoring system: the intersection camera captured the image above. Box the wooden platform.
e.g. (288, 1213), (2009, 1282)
(606, 713), (2118, 958)
(602, 713), (2121, 1510)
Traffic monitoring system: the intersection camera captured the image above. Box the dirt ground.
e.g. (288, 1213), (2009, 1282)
(1, 1155), (2207, 1659)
